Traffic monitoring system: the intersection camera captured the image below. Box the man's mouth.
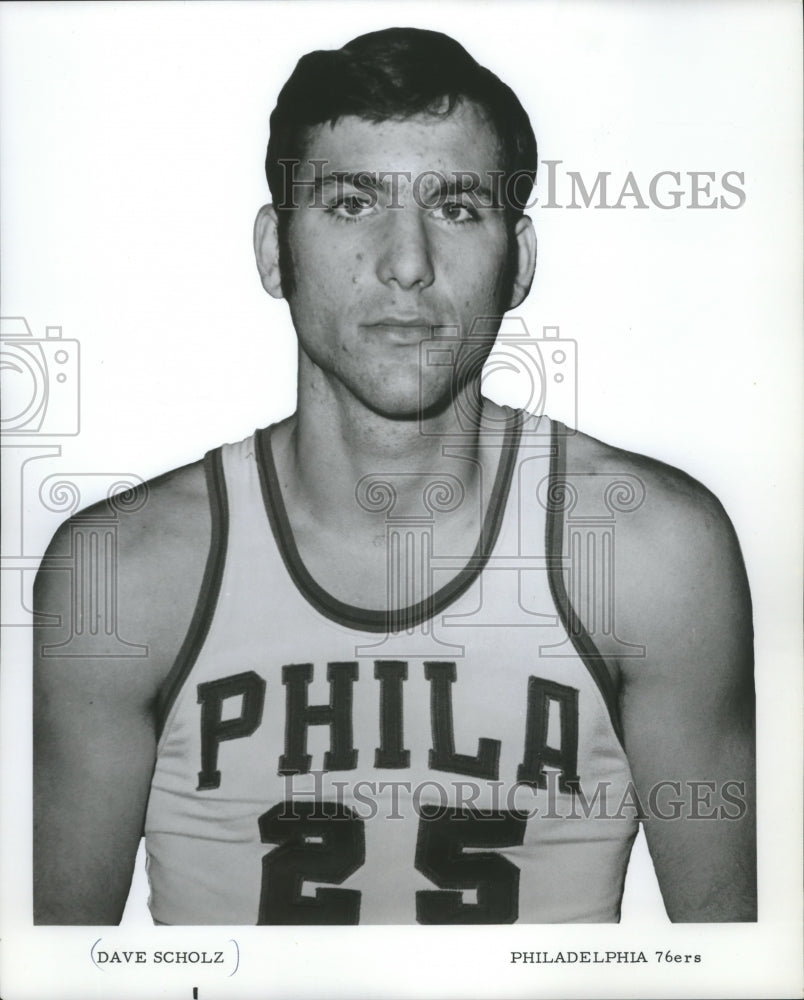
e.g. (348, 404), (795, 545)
(368, 316), (432, 328)
(363, 317), (433, 341)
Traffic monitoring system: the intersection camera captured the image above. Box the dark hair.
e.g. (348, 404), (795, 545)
(266, 28), (537, 296)
(266, 27), (537, 210)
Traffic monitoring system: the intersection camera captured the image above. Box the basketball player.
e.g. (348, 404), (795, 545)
(33, 28), (755, 924)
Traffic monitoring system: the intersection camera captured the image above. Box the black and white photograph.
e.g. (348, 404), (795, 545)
(1, 2), (801, 998)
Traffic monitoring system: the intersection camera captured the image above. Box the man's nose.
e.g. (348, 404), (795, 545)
(375, 209), (435, 290)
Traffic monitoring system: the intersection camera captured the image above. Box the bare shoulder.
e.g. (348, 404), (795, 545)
(565, 425), (745, 564)
(565, 425), (736, 532)
(35, 456), (212, 697)
(563, 426), (752, 678)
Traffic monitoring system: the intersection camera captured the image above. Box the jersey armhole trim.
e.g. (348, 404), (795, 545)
(545, 421), (626, 748)
(154, 447), (229, 737)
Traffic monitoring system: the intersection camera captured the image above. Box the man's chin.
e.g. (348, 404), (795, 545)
(358, 388), (456, 425)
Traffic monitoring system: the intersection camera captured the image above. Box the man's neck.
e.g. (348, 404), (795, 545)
(265, 372), (514, 611)
(272, 381), (499, 532)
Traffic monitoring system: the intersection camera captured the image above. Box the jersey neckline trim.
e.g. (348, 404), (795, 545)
(254, 417), (524, 634)
(544, 421), (625, 747)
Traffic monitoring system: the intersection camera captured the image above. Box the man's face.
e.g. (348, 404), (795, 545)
(259, 101), (535, 421)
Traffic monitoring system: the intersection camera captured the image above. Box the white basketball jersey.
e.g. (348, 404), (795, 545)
(144, 413), (638, 924)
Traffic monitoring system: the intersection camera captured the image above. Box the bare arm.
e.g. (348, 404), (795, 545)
(33, 606), (160, 923)
(616, 469), (756, 921)
(33, 463), (210, 924)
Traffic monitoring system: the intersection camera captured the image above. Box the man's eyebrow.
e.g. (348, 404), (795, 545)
(313, 171), (385, 193)
(415, 173), (496, 207)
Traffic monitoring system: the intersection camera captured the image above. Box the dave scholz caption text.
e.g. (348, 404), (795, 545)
(94, 950), (224, 965)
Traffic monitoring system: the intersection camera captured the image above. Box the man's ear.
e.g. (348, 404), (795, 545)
(253, 204), (284, 299)
(507, 214), (537, 310)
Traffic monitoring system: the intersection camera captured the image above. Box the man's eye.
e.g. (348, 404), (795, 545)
(434, 201), (477, 223)
(330, 195), (375, 219)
